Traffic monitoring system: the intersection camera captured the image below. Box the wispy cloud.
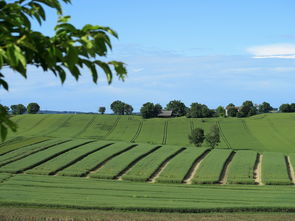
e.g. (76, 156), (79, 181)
(247, 43), (295, 59)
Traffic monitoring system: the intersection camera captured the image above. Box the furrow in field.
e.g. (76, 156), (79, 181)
(254, 153), (263, 185)
(90, 144), (160, 180)
(216, 121), (231, 149)
(182, 149), (211, 184)
(71, 115), (97, 138)
(219, 151), (236, 184)
(19, 115), (49, 135)
(262, 152), (291, 185)
(226, 150), (257, 184)
(148, 147), (186, 183)
(285, 156), (295, 185)
(122, 145), (180, 182)
(161, 121), (168, 145)
(85, 144), (137, 177)
(0, 140), (70, 167)
(45, 115), (74, 136)
(104, 117), (121, 138)
(130, 121), (143, 143)
(27, 142), (114, 176)
(191, 149), (232, 184)
(0, 138), (49, 156)
(0, 140), (92, 173)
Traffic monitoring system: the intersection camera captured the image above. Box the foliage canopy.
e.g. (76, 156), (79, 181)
(0, 0), (127, 140)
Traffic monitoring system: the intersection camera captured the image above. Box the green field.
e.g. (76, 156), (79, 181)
(1, 113), (295, 214)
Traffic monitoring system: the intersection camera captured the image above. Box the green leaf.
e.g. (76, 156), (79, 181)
(95, 60), (113, 84)
(0, 78), (9, 91)
(0, 124), (7, 142)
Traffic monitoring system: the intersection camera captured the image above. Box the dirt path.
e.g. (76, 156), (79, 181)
(148, 148), (185, 183)
(219, 151), (236, 184)
(254, 153), (263, 185)
(182, 149), (210, 184)
(286, 156), (295, 184)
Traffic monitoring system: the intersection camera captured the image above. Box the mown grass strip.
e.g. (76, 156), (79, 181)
(0, 137), (49, 156)
(262, 152), (291, 185)
(84, 144), (137, 177)
(26, 141), (113, 175)
(58, 142), (137, 177)
(219, 151), (236, 184)
(182, 149), (211, 184)
(0, 140), (92, 173)
(192, 149), (232, 184)
(3, 174), (295, 212)
(226, 150), (257, 184)
(156, 148), (208, 184)
(148, 147), (186, 182)
(90, 144), (159, 180)
(0, 139), (69, 167)
(122, 145), (181, 182)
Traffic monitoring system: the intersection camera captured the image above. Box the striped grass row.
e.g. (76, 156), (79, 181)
(192, 149), (232, 184)
(0, 140), (90, 173)
(26, 141), (112, 175)
(58, 142), (136, 177)
(90, 144), (158, 179)
(226, 150), (257, 184)
(156, 148), (208, 183)
(0, 139), (67, 167)
(122, 145), (181, 182)
(262, 152), (291, 185)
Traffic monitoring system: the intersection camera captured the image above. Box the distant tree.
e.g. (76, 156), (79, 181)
(216, 106), (225, 117)
(188, 103), (214, 118)
(3, 106), (9, 113)
(10, 104), (26, 115)
(205, 125), (220, 148)
(227, 107), (238, 117)
(258, 102), (273, 113)
(140, 102), (162, 119)
(27, 103), (40, 114)
(239, 100), (257, 117)
(154, 103), (162, 116)
(226, 103), (235, 109)
(280, 104), (291, 112)
(98, 106), (106, 114)
(166, 100), (186, 117)
(140, 102), (155, 119)
(110, 100), (125, 115)
(188, 127), (205, 147)
(290, 103), (295, 112)
(124, 104), (133, 115)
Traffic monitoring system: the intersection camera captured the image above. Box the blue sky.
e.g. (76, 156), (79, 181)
(1, 0), (295, 112)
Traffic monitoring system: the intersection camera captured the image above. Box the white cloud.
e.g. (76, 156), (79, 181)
(247, 44), (295, 59)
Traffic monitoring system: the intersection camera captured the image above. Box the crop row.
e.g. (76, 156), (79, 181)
(0, 139), (294, 185)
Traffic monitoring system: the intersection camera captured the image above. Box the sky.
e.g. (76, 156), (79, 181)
(1, 0), (295, 112)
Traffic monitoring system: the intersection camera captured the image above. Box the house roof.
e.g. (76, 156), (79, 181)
(157, 110), (173, 117)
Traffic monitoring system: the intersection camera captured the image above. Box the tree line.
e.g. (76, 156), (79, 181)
(1, 103), (40, 115)
(100, 100), (281, 119)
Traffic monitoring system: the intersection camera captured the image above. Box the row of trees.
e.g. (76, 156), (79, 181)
(103, 100), (278, 118)
(2, 103), (40, 115)
(279, 103), (295, 113)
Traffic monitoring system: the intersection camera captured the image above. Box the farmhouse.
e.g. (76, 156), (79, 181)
(157, 110), (172, 118)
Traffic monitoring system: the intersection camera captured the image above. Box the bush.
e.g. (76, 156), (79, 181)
(188, 128), (205, 147)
